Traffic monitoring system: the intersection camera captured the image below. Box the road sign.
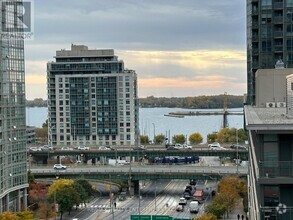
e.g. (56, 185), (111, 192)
(130, 215), (152, 220)
(173, 218), (191, 220)
(152, 216), (173, 220)
(106, 184), (111, 191)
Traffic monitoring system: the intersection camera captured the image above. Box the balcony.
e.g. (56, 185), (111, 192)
(273, 2), (284, 9)
(274, 46), (283, 51)
(274, 17), (283, 23)
(259, 161), (293, 178)
(261, 206), (293, 220)
(252, 35), (259, 41)
(252, 10), (258, 16)
(252, 22), (258, 28)
(274, 31), (283, 37)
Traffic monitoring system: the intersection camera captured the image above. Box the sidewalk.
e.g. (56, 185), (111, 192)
(225, 199), (247, 220)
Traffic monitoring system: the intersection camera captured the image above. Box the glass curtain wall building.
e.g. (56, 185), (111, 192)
(0, 0), (28, 213)
(47, 45), (139, 147)
(247, 0), (293, 104)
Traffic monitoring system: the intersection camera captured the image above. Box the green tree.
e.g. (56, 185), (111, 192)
(155, 134), (165, 144)
(42, 119), (48, 128)
(75, 179), (93, 198)
(189, 132), (203, 144)
(140, 135), (149, 144)
(28, 171), (35, 184)
(173, 134), (185, 144)
(73, 179), (94, 205)
(206, 202), (227, 219)
(56, 186), (80, 218)
(207, 133), (217, 143)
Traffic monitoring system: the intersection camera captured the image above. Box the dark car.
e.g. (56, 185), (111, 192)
(185, 185), (193, 191)
(166, 146), (179, 150)
(176, 204), (184, 212)
(230, 144), (247, 150)
(183, 192), (192, 200)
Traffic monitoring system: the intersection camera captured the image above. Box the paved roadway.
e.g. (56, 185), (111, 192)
(65, 179), (217, 220)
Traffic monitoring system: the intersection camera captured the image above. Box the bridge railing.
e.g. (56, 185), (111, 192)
(259, 161), (293, 178)
(261, 206), (293, 220)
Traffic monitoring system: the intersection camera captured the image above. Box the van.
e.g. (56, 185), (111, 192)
(189, 201), (199, 213)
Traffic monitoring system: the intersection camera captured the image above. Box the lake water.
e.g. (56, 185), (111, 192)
(26, 107), (244, 142)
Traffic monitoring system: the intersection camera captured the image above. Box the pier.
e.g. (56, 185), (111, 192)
(168, 111), (243, 116)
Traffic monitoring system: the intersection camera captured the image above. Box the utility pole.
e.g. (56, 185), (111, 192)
(236, 128), (239, 174)
(152, 123), (155, 143)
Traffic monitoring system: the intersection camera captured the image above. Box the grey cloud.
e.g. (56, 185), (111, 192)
(28, 0), (245, 51)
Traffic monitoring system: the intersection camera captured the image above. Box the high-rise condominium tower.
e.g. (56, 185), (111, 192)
(0, 0), (28, 213)
(247, 0), (293, 104)
(47, 45), (139, 147)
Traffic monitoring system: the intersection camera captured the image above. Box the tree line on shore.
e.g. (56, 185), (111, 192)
(141, 127), (248, 145)
(26, 94), (244, 109)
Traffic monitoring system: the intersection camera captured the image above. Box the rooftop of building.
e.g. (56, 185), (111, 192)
(244, 105), (293, 130)
(55, 44), (116, 58)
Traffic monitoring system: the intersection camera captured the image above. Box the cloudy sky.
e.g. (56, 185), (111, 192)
(25, 0), (246, 99)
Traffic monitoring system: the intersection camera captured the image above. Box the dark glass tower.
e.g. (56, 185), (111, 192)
(247, 0), (293, 104)
(0, 0), (28, 213)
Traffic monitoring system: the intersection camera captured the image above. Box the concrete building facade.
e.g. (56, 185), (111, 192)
(47, 45), (139, 148)
(247, 0), (293, 104)
(0, 0), (28, 213)
(245, 67), (293, 219)
(255, 68), (293, 107)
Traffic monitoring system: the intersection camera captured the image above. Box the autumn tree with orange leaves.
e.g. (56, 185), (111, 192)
(205, 175), (247, 219)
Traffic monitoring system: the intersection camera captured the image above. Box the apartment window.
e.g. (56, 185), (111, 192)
(263, 186), (279, 206)
(287, 0), (293, 7)
(263, 134), (278, 166)
(261, 0), (272, 8)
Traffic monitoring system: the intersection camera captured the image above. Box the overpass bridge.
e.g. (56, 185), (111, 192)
(29, 148), (249, 164)
(30, 165), (248, 181)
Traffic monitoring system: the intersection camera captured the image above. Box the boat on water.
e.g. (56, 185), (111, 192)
(164, 114), (184, 118)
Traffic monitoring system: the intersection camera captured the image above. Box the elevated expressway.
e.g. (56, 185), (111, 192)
(30, 164), (248, 180)
(29, 148), (249, 163)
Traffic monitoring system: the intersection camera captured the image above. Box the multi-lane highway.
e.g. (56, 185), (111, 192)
(64, 179), (217, 220)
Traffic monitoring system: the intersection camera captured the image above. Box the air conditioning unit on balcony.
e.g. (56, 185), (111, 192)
(276, 102), (286, 108)
(266, 102), (276, 108)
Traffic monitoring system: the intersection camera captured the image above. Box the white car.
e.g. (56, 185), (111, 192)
(178, 197), (187, 205)
(208, 142), (225, 150)
(98, 146), (112, 150)
(182, 144), (192, 149)
(174, 144), (184, 149)
(77, 146), (89, 150)
(29, 147), (42, 152)
(53, 164), (67, 170)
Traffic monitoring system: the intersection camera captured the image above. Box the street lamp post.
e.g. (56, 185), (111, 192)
(154, 181), (157, 211)
(152, 123), (156, 144)
(236, 129), (239, 174)
(138, 182), (141, 216)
